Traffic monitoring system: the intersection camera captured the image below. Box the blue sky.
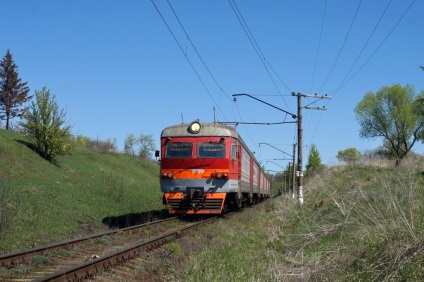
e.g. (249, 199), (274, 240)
(2, 0), (423, 171)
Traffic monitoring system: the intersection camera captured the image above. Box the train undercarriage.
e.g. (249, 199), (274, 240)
(163, 191), (268, 214)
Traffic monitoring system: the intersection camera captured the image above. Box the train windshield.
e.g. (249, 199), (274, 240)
(198, 143), (226, 158)
(165, 142), (192, 158)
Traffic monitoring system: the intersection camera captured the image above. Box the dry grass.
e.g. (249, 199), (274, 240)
(288, 156), (424, 281)
(94, 156), (424, 281)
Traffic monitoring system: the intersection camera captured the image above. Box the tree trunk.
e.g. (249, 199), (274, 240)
(5, 113), (10, 130)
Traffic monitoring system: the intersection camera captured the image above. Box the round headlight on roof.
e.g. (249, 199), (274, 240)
(189, 121), (201, 134)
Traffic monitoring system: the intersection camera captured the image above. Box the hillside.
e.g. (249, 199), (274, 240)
(162, 158), (424, 281)
(0, 129), (163, 253)
(1, 128), (423, 280)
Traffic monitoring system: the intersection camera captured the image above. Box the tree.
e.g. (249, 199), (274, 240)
(124, 134), (137, 156)
(354, 84), (424, 166)
(336, 148), (362, 164)
(138, 134), (155, 159)
(20, 87), (73, 160)
(0, 50), (31, 130)
(306, 144), (323, 172)
(123, 133), (156, 159)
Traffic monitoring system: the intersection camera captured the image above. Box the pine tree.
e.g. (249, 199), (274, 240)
(0, 50), (31, 129)
(306, 144), (323, 172)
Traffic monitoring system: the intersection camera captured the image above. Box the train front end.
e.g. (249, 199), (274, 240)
(159, 121), (238, 215)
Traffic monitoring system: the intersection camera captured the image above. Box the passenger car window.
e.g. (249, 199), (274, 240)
(165, 143), (192, 158)
(231, 144), (238, 158)
(198, 143), (225, 158)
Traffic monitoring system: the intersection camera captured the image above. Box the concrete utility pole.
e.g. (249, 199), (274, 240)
(296, 92), (304, 206)
(292, 92), (331, 206)
(292, 143), (296, 199)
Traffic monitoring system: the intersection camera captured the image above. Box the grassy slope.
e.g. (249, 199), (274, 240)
(0, 129), (163, 253)
(1, 128), (423, 280)
(166, 159), (423, 281)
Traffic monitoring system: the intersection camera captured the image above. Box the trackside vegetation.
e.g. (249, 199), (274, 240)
(0, 128), (163, 253)
(1, 128), (423, 280)
(164, 157), (423, 281)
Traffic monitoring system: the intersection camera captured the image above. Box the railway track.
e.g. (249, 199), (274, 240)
(0, 216), (216, 281)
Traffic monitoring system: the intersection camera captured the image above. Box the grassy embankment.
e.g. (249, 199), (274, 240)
(0, 128), (163, 253)
(1, 128), (423, 280)
(164, 158), (423, 281)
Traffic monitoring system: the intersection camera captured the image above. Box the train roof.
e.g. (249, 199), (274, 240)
(161, 121), (267, 179)
(161, 122), (239, 138)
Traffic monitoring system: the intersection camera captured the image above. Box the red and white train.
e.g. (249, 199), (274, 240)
(157, 121), (270, 214)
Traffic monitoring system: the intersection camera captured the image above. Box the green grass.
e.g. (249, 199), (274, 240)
(1, 128), (423, 281)
(0, 129), (163, 252)
(170, 158), (424, 281)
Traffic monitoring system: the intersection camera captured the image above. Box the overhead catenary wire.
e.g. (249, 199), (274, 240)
(154, 0), (262, 152)
(233, 101), (258, 150)
(150, 0), (228, 121)
(227, 0), (298, 153)
(228, 0), (292, 110)
(332, 0), (393, 95)
(318, 0), (363, 93)
(331, 0), (416, 94)
(165, 0), (232, 103)
(305, 0), (328, 152)
(310, 0), (414, 148)
(310, 0), (328, 92)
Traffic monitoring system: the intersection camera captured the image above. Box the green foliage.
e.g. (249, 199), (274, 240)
(172, 157), (424, 281)
(306, 144), (323, 172)
(30, 256), (50, 267)
(181, 206), (275, 281)
(138, 134), (156, 159)
(164, 242), (183, 257)
(270, 164), (295, 196)
(0, 49), (31, 130)
(56, 249), (71, 257)
(336, 147), (362, 163)
(0, 129), (162, 252)
(124, 133), (137, 156)
(76, 135), (89, 146)
(124, 133), (156, 159)
(20, 87), (74, 160)
(85, 137), (117, 153)
(355, 84), (424, 165)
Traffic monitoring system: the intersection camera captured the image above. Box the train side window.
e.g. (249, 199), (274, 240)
(198, 143), (225, 158)
(231, 144), (238, 158)
(165, 142), (192, 158)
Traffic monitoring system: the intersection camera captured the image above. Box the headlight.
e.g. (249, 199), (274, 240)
(189, 121), (201, 134)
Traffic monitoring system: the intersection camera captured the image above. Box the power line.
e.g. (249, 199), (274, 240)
(228, 0), (292, 109)
(332, 0), (416, 93)
(233, 99), (257, 146)
(333, 0), (393, 95)
(310, 0), (328, 91)
(165, 0), (232, 103)
(150, 0), (228, 121)
(318, 0), (363, 93)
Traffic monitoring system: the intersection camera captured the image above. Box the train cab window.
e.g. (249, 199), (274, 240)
(165, 142), (192, 158)
(198, 142), (225, 158)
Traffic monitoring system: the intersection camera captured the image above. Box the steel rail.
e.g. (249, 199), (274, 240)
(0, 216), (178, 267)
(33, 216), (216, 282)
